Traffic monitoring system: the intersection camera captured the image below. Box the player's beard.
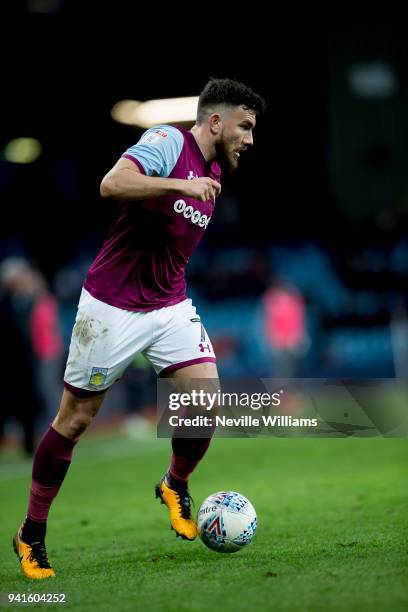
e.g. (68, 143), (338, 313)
(215, 140), (238, 173)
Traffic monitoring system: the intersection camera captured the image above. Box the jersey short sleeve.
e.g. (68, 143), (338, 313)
(122, 125), (184, 177)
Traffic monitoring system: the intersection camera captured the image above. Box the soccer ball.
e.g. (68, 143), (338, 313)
(197, 491), (257, 553)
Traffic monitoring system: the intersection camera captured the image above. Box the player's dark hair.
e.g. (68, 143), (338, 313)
(196, 78), (266, 123)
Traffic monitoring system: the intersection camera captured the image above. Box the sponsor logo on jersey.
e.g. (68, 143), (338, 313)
(155, 130), (168, 138)
(187, 170), (199, 180)
(173, 199), (211, 228)
(89, 367), (108, 387)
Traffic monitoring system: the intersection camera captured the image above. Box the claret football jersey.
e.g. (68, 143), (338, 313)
(84, 125), (221, 311)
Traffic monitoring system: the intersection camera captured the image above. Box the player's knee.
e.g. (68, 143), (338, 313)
(54, 389), (104, 439)
(192, 379), (221, 414)
(68, 411), (93, 438)
(202, 378), (221, 408)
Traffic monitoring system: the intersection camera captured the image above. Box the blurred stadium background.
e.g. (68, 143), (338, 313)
(1, 5), (407, 451)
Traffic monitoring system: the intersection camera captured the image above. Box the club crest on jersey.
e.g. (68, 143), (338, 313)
(187, 170), (199, 180)
(173, 199), (211, 228)
(89, 367), (108, 387)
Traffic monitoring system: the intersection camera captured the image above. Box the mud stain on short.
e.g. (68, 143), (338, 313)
(74, 315), (97, 347)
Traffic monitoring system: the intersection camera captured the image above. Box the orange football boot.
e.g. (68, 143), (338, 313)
(155, 476), (197, 540)
(13, 531), (55, 579)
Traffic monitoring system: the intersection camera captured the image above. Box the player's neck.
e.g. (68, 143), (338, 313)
(190, 125), (217, 163)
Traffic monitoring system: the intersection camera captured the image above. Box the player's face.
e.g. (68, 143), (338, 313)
(216, 106), (256, 172)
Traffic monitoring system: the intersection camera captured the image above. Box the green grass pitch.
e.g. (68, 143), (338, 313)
(0, 432), (407, 611)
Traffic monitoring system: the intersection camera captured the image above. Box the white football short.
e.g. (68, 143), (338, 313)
(63, 288), (216, 395)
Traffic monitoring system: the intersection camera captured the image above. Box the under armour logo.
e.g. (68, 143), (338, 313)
(199, 343), (211, 352)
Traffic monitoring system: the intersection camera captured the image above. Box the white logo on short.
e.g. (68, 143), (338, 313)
(173, 200), (210, 228)
(187, 170), (199, 180)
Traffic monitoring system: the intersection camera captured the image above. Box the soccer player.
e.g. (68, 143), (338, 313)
(13, 78), (265, 579)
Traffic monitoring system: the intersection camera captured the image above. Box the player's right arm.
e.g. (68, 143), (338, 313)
(100, 158), (221, 203)
(100, 125), (220, 203)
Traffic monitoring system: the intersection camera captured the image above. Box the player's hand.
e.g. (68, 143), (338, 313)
(182, 177), (221, 202)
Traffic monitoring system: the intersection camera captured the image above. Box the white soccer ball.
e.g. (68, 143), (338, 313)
(197, 491), (257, 553)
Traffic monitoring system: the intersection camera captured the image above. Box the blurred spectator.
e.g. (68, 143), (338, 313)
(54, 259), (91, 350)
(262, 276), (309, 378)
(0, 257), (64, 454)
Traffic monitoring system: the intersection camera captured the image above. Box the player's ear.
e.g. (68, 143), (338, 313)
(209, 113), (222, 136)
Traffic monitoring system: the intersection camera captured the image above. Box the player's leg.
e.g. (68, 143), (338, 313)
(144, 298), (219, 540)
(14, 388), (106, 579)
(165, 361), (219, 487)
(14, 287), (150, 579)
(155, 362), (219, 540)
